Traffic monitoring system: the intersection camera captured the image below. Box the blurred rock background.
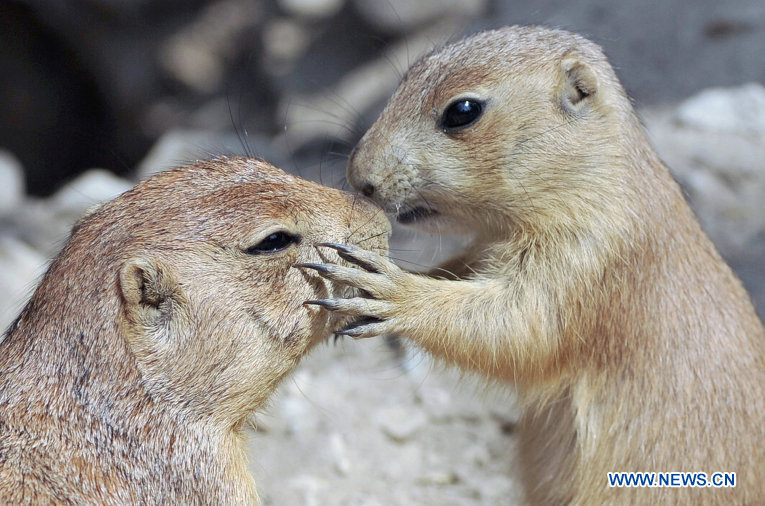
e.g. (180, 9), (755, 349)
(1, 0), (764, 504)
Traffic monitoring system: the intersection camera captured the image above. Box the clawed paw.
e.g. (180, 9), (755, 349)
(296, 243), (404, 337)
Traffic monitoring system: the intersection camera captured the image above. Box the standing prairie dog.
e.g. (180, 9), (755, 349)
(304, 26), (765, 504)
(0, 157), (389, 505)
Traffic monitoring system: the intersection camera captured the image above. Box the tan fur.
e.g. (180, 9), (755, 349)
(0, 156), (389, 505)
(310, 26), (765, 504)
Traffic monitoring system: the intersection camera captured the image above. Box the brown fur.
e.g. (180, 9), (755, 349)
(309, 26), (765, 504)
(0, 156), (389, 505)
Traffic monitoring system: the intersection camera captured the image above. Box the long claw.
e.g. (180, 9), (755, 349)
(316, 242), (353, 253)
(302, 299), (339, 310)
(316, 243), (380, 273)
(335, 328), (362, 337)
(336, 317), (384, 336)
(294, 262), (335, 274)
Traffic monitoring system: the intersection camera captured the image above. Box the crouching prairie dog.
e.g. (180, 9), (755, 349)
(0, 156), (389, 504)
(304, 26), (765, 504)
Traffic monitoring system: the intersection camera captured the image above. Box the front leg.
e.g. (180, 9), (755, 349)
(298, 243), (564, 383)
(426, 242), (485, 280)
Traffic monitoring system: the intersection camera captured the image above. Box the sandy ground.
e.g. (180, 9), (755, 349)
(247, 340), (524, 505)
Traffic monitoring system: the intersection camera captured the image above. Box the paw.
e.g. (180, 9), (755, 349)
(296, 243), (407, 338)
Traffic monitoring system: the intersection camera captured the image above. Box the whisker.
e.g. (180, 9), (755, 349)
(227, 93), (251, 158)
(326, 151), (351, 160)
(347, 205), (389, 242)
(319, 86), (365, 124)
(317, 138), (350, 187)
(287, 96), (358, 125)
(385, 254), (440, 270)
(237, 73), (254, 158)
(281, 98), (302, 176)
(338, 175), (352, 192)
(285, 118), (359, 136)
(353, 229), (389, 246)
(370, 36), (404, 80)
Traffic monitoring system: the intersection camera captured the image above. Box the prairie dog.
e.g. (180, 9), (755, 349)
(0, 157), (389, 504)
(304, 26), (765, 504)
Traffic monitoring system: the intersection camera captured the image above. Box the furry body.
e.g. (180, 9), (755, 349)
(0, 157), (389, 504)
(309, 26), (765, 504)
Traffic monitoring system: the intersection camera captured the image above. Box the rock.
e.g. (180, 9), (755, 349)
(2, 170), (133, 259)
(416, 385), (454, 423)
(277, 18), (464, 149)
(276, 369), (325, 436)
(2, 198), (68, 258)
(262, 18), (312, 74)
(382, 442), (424, 480)
(136, 130), (220, 180)
(462, 442), (491, 467)
(479, 475), (516, 502)
(158, 0), (263, 93)
(675, 83), (765, 136)
(0, 150), (25, 219)
(352, 0), (488, 34)
(278, 0), (346, 19)
(0, 236), (47, 333)
(50, 169), (134, 223)
(376, 404), (428, 442)
(286, 475), (329, 506)
(136, 129), (287, 181)
(328, 432), (351, 476)
(418, 470), (460, 486)
(642, 107), (765, 255)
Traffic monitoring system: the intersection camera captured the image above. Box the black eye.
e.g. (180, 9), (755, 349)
(441, 98), (484, 132)
(246, 232), (301, 255)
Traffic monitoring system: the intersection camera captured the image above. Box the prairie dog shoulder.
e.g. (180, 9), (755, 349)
(0, 156), (389, 504)
(312, 26), (765, 504)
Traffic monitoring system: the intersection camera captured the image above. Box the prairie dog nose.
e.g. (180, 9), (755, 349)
(347, 139), (375, 197)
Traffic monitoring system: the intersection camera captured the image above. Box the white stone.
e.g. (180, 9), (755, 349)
(278, 0), (345, 19)
(287, 475), (329, 506)
(328, 432), (352, 476)
(675, 83), (765, 135)
(418, 470), (460, 485)
(158, 0), (261, 93)
(262, 18), (311, 70)
(0, 236), (48, 333)
(50, 169), (134, 222)
(0, 150), (26, 219)
(352, 0), (488, 33)
(479, 475), (516, 501)
(463, 442), (491, 467)
(277, 18), (464, 148)
(643, 105), (765, 254)
(417, 385), (454, 422)
(376, 404), (428, 442)
(136, 129), (214, 180)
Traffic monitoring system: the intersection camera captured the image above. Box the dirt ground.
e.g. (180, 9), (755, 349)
(247, 340), (524, 505)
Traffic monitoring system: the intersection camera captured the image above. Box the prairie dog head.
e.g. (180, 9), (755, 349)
(61, 157), (389, 424)
(348, 26), (636, 237)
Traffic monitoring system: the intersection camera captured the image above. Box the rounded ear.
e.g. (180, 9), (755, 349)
(560, 56), (598, 113)
(119, 257), (181, 327)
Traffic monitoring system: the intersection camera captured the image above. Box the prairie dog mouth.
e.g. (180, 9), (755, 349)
(396, 206), (438, 224)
